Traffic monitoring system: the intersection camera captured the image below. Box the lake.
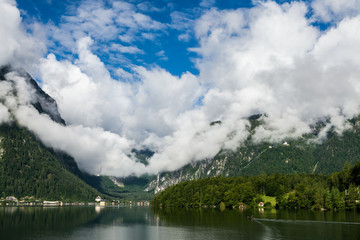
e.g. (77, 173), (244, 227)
(1, 206), (360, 240)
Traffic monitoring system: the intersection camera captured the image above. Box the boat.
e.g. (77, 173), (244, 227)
(247, 215), (254, 221)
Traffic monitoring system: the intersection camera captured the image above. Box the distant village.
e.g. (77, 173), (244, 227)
(0, 195), (150, 207)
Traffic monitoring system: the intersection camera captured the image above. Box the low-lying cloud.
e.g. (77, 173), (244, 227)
(1, 0), (360, 177)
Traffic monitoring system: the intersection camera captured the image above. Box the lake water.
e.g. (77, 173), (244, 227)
(1, 206), (360, 240)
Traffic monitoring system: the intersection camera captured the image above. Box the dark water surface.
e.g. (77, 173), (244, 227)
(1, 206), (360, 240)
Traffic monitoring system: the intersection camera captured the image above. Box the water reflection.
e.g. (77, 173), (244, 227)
(0, 206), (99, 240)
(1, 206), (359, 240)
(151, 207), (360, 240)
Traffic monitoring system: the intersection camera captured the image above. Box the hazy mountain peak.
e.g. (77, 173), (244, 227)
(0, 65), (65, 125)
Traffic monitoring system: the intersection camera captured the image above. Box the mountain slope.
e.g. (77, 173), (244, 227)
(2, 65), (360, 200)
(0, 66), (102, 201)
(151, 160), (360, 210)
(0, 65), (65, 125)
(0, 123), (101, 200)
(313, 122), (360, 174)
(146, 116), (360, 194)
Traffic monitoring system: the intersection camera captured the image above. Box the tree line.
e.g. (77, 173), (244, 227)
(0, 124), (101, 201)
(151, 160), (360, 210)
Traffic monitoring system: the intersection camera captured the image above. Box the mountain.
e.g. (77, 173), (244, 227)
(0, 66), (103, 201)
(0, 65), (65, 125)
(145, 115), (360, 194)
(2, 65), (360, 201)
(151, 159), (360, 210)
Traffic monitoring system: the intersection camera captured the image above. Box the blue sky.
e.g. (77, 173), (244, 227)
(16, 0), (314, 77)
(2, 0), (360, 176)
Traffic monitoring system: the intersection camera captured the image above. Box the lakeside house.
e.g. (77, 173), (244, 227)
(95, 196), (106, 206)
(43, 201), (62, 206)
(136, 201), (150, 206)
(5, 196), (18, 202)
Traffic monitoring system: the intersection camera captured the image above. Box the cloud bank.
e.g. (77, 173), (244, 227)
(1, 0), (360, 177)
(0, 0), (45, 68)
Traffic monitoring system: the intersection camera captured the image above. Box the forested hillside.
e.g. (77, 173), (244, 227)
(0, 66), (106, 201)
(0, 123), (102, 201)
(152, 160), (360, 210)
(146, 115), (360, 193)
(2, 65), (360, 202)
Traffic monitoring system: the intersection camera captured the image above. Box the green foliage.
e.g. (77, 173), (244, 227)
(84, 174), (155, 201)
(155, 116), (360, 188)
(152, 160), (360, 211)
(261, 195), (276, 207)
(0, 123), (102, 201)
(314, 116), (360, 174)
(131, 149), (154, 166)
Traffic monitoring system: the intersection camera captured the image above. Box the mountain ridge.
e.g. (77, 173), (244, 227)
(0, 66), (103, 201)
(0, 65), (65, 125)
(2, 65), (360, 201)
(144, 115), (360, 194)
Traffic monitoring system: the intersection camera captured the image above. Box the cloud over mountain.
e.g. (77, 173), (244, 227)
(1, 0), (360, 177)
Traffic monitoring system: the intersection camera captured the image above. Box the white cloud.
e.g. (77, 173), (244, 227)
(114, 68), (134, 80)
(146, 109), (249, 173)
(2, 0), (360, 178)
(38, 35), (203, 147)
(0, 80), (11, 124)
(0, 0), (20, 66)
(0, 0), (45, 68)
(39, 53), (104, 127)
(194, 1), (319, 89)
(44, 0), (166, 58)
(110, 43), (144, 54)
(190, 0), (360, 143)
(155, 50), (168, 61)
(200, 0), (216, 8)
(14, 104), (145, 176)
(0, 81), (13, 99)
(1, 71), (143, 176)
(312, 16), (360, 69)
(0, 103), (10, 124)
(170, 11), (195, 42)
(312, 0), (360, 22)
(137, 1), (163, 12)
